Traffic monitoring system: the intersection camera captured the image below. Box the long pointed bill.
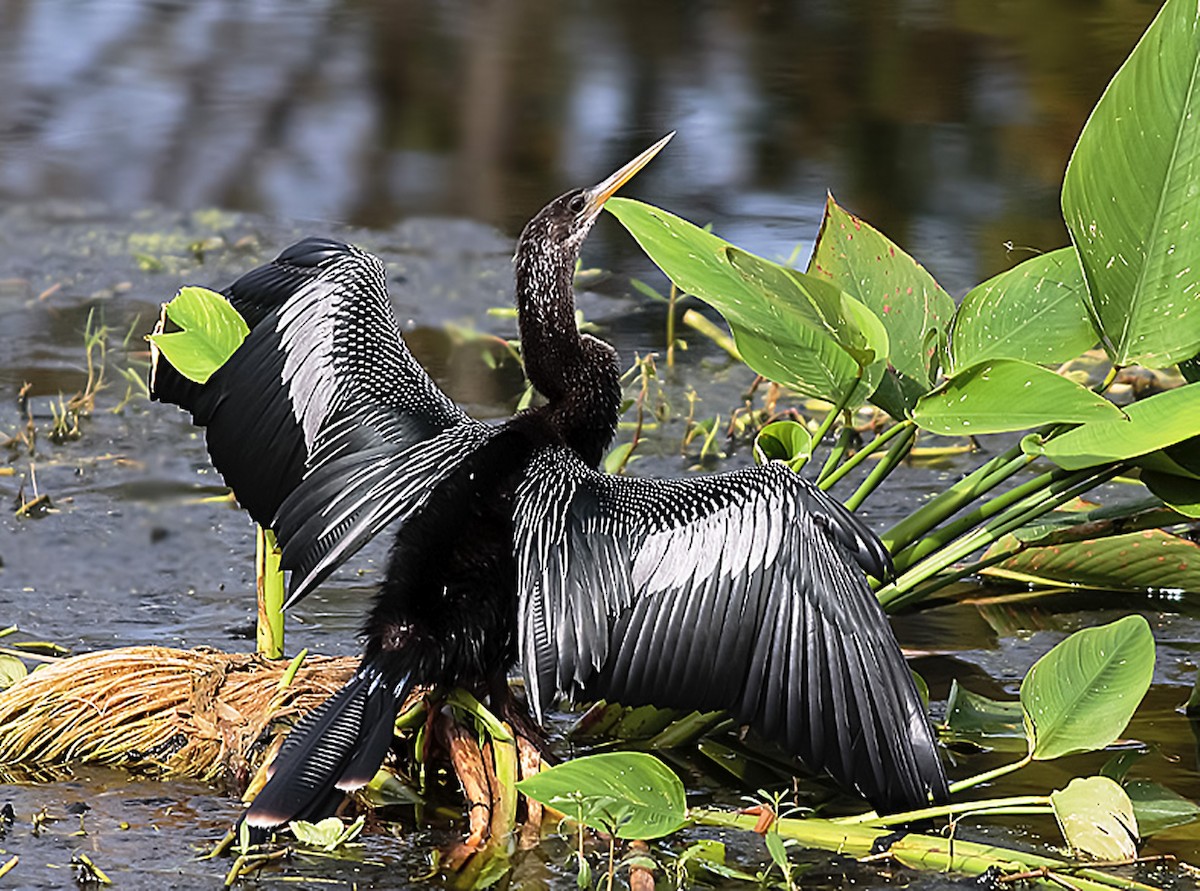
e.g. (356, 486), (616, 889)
(583, 132), (674, 218)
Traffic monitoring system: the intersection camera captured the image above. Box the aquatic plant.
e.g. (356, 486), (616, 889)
(606, 0), (1200, 610)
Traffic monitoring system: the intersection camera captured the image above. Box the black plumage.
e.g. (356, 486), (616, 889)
(150, 134), (948, 827)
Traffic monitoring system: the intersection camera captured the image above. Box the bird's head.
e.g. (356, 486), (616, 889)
(517, 132), (674, 269)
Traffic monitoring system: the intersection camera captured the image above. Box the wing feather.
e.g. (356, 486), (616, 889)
(151, 238), (487, 603)
(514, 449), (947, 813)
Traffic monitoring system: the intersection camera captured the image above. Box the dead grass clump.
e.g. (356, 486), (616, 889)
(0, 646), (356, 787)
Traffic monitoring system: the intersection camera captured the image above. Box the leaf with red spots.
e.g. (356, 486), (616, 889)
(983, 528), (1200, 593)
(809, 195), (954, 414)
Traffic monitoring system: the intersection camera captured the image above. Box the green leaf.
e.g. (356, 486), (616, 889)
(517, 752), (687, 840)
(0, 653), (28, 690)
(950, 248), (1095, 371)
(1142, 470), (1200, 517)
(603, 441), (635, 475)
(148, 286), (250, 384)
(988, 529), (1200, 593)
(289, 815), (364, 851)
(1125, 780), (1200, 835)
(765, 830), (789, 873)
(809, 194), (955, 398)
(605, 198), (884, 407)
(944, 680), (1026, 741)
(753, 420), (813, 469)
(912, 359), (1123, 435)
(1050, 776), (1138, 860)
(1020, 616), (1155, 761)
(1036, 382), (1200, 469)
(1061, 0), (1200, 366)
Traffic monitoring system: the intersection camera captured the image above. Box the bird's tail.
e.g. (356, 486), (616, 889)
(244, 658), (412, 829)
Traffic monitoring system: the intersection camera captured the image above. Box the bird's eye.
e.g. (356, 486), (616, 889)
(568, 194), (586, 214)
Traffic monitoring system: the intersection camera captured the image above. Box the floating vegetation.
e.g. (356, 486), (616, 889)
(0, 647), (355, 783)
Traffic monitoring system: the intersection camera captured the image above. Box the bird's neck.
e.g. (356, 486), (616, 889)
(515, 242), (621, 468)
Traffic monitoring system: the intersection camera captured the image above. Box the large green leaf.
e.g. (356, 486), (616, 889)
(1050, 776), (1138, 860)
(987, 529), (1200, 592)
(606, 198), (881, 406)
(1125, 780), (1200, 836)
(1061, 0), (1200, 366)
(517, 752), (687, 840)
(912, 358), (1123, 435)
(1020, 615), (1155, 761)
(949, 248), (1096, 371)
(1035, 381), (1200, 469)
(808, 195), (954, 399)
(148, 286), (250, 384)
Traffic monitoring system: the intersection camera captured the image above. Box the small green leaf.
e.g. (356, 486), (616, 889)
(944, 680), (1026, 741)
(753, 420), (813, 469)
(1020, 616), (1155, 761)
(0, 653), (28, 690)
(912, 359), (1123, 435)
(603, 442), (635, 475)
(148, 286), (250, 384)
(1050, 776), (1138, 860)
(950, 247), (1095, 371)
(1125, 780), (1200, 836)
(765, 830), (789, 872)
(1036, 382), (1200, 469)
(517, 752), (687, 840)
(289, 815), (364, 851)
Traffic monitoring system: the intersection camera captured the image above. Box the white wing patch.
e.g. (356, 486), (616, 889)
(277, 279), (342, 451)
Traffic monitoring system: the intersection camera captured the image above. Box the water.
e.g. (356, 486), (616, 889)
(1, 0), (1198, 887)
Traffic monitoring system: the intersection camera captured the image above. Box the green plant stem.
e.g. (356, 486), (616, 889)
(949, 752), (1034, 795)
(817, 423), (854, 483)
(445, 688), (514, 743)
(666, 282), (678, 368)
(878, 465), (1122, 610)
(845, 423), (917, 511)
(255, 525), (285, 659)
(819, 419), (915, 491)
(681, 309), (741, 361)
(892, 467), (1063, 574)
(688, 809), (1151, 891)
(837, 794), (1051, 827)
(880, 441), (1036, 554)
(799, 373), (863, 474)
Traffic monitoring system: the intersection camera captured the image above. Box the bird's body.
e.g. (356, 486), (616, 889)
(150, 136), (948, 828)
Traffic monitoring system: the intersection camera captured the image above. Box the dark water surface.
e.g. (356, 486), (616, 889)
(1, 0), (1199, 888)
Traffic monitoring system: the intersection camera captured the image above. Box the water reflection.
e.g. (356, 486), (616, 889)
(0, 0), (1157, 291)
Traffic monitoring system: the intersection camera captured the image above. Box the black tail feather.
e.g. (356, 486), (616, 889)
(246, 659), (410, 829)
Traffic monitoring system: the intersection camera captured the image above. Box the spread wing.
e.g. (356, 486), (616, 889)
(513, 450), (947, 812)
(151, 237), (489, 604)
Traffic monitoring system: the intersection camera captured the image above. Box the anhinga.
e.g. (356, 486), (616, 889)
(150, 134), (948, 827)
